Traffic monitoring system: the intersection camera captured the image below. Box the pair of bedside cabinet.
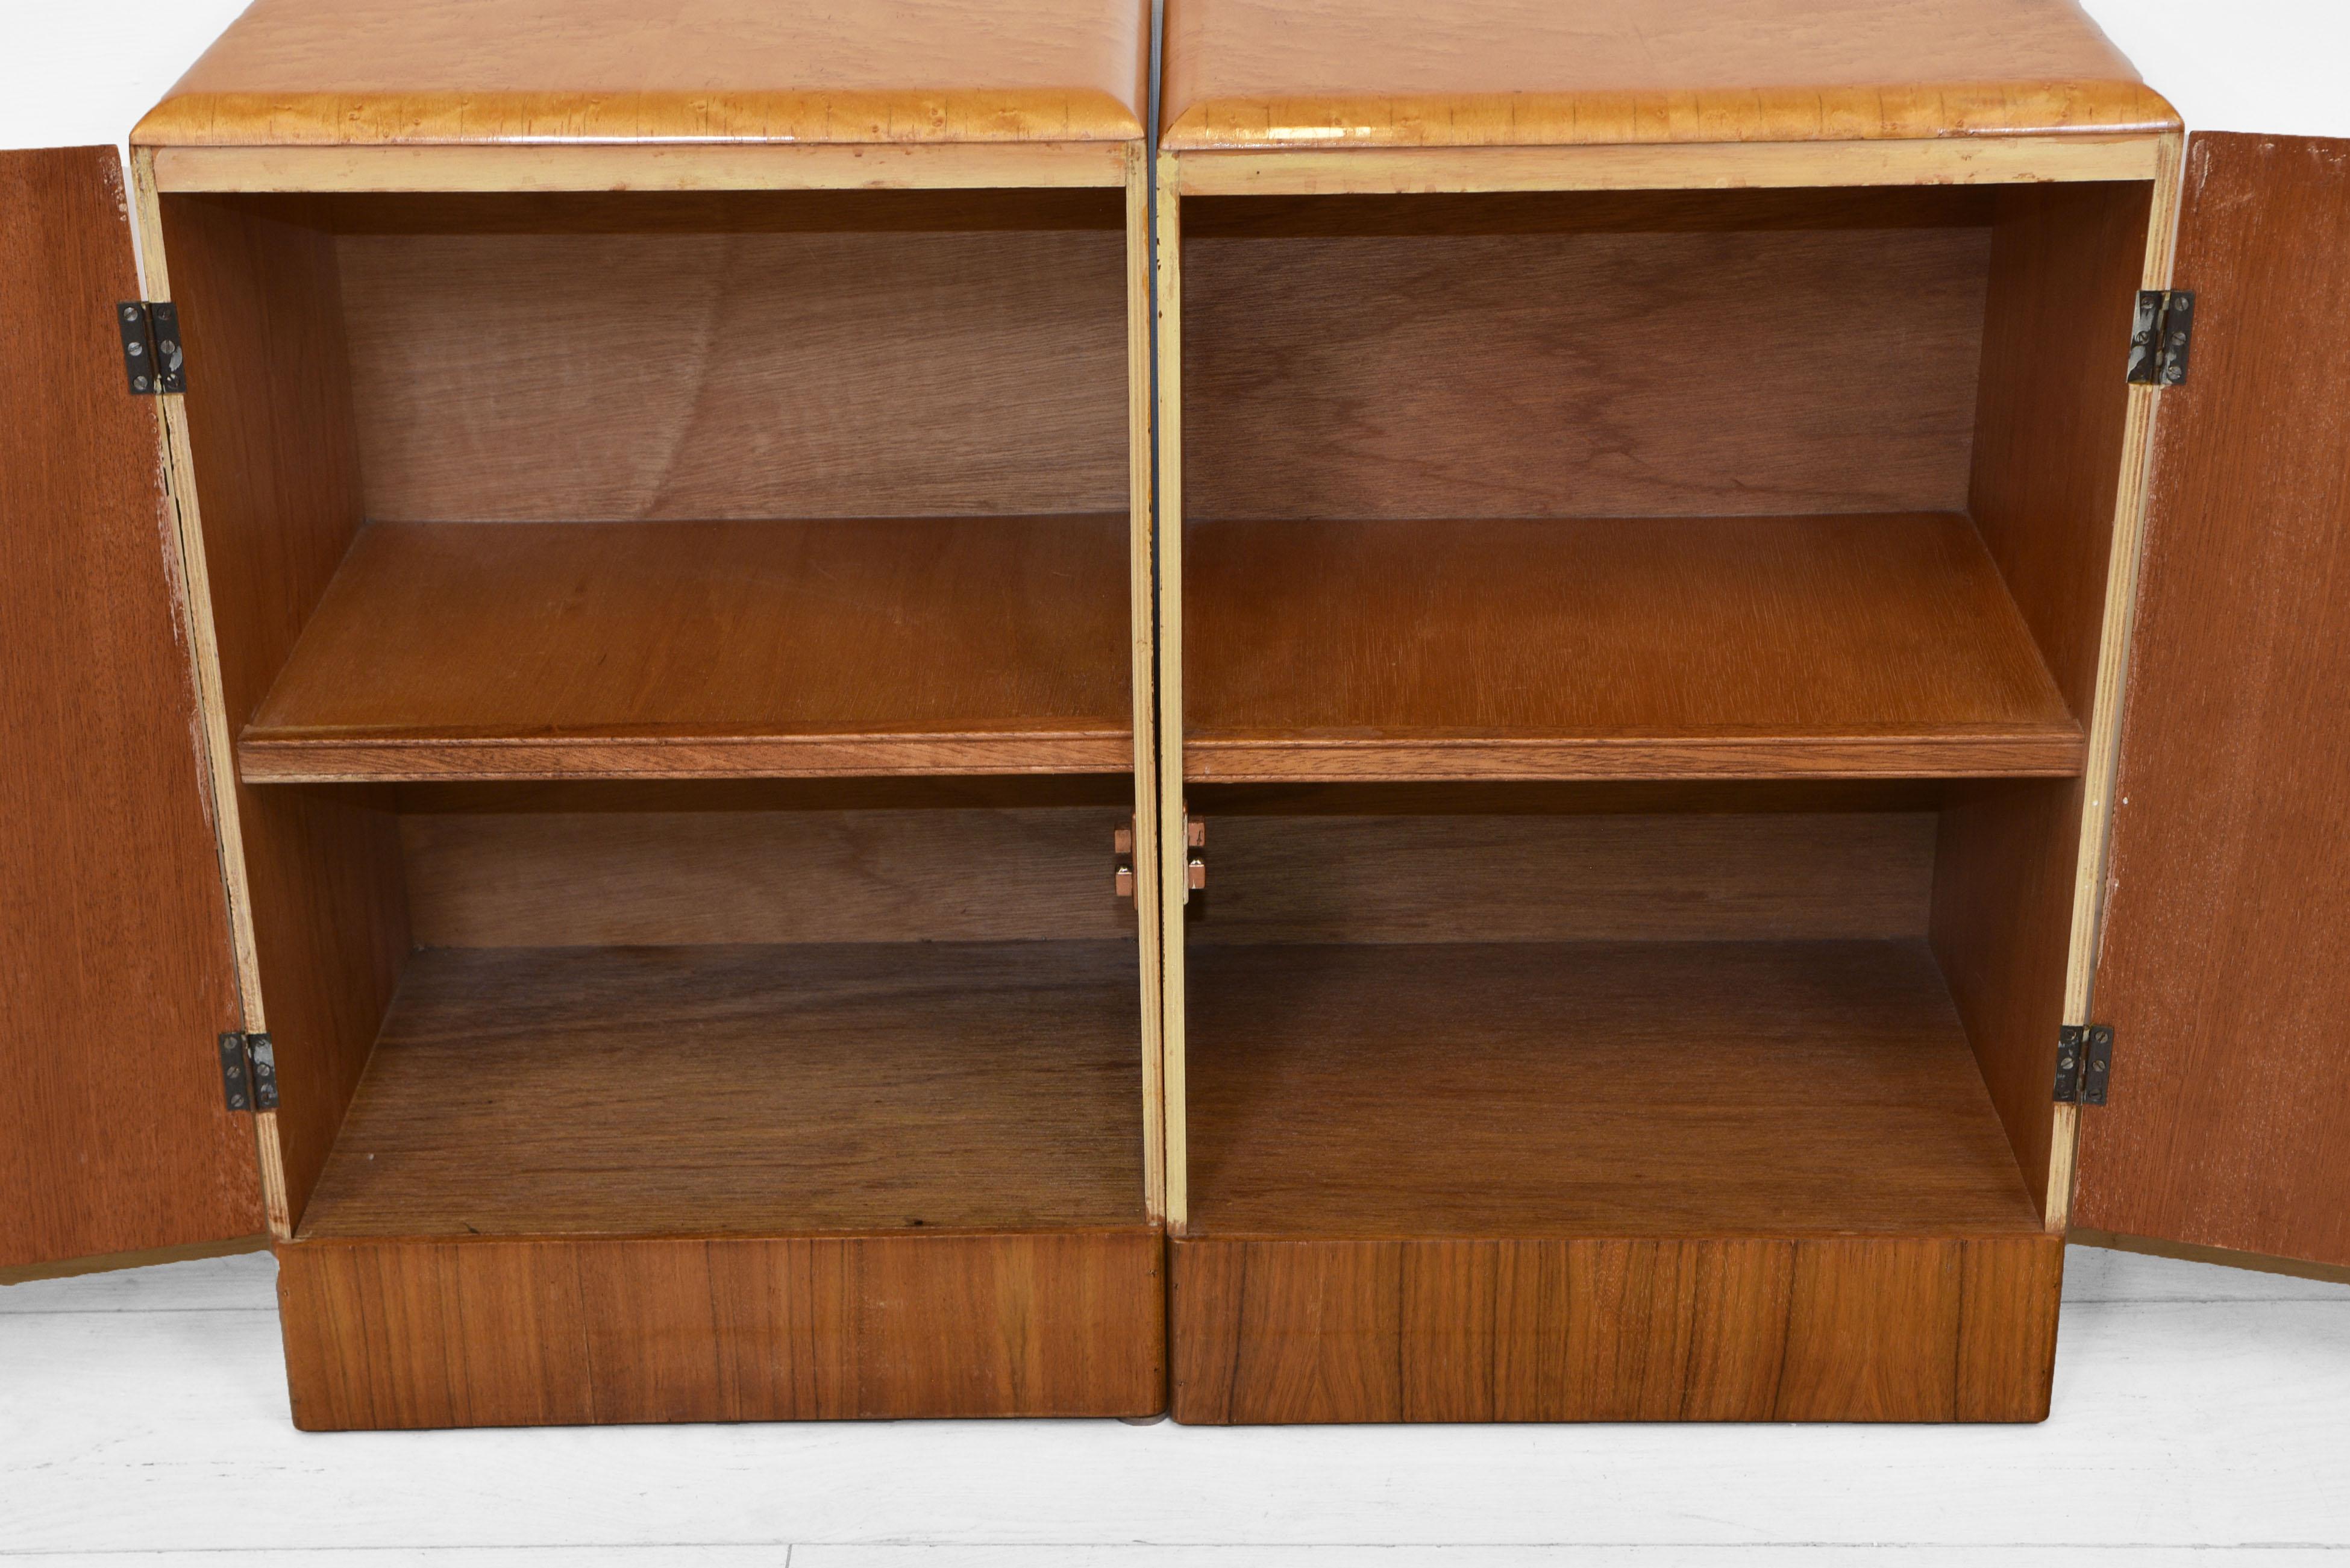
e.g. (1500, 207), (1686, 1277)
(3, 0), (2346, 1430)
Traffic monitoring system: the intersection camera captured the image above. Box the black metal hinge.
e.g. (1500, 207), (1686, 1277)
(2054, 1023), (2115, 1106)
(2127, 290), (2195, 387)
(116, 301), (186, 394)
(219, 1032), (278, 1112)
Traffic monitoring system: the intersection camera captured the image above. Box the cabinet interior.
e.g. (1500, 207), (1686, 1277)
(1177, 180), (2157, 1241)
(154, 187), (1145, 1238)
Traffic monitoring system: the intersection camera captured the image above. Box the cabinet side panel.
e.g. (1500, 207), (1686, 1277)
(158, 193), (410, 1232)
(1932, 178), (2154, 1218)
(2079, 134), (2350, 1269)
(278, 1230), (1167, 1429)
(0, 148), (260, 1269)
(1169, 1235), (2058, 1423)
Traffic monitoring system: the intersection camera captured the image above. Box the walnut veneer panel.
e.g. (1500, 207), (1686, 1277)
(335, 222), (1127, 524)
(402, 805), (1136, 947)
(1170, 1234), (2061, 1422)
(136, 0), (1150, 148)
(240, 518), (1132, 781)
(0, 148), (258, 1269)
(1183, 942), (2041, 1239)
(1186, 811), (1936, 944)
(1161, 0), (2174, 149)
(1185, 515), (2081, 781)
(296, 942), (1145, 1239)
(280, 1229), (1165, 1428)
(1183, 218), (1988, 522)
(2078, 136), (2350, 1269)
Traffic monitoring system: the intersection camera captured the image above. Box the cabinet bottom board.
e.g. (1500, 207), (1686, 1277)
(277, 1228), (1166, 1430)
(1168, 1234), (2061, 1423)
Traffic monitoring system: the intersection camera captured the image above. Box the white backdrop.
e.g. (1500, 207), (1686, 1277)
(0, 0), (2345, 154)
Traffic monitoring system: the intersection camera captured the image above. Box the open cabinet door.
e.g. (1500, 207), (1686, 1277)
(0, 147), (262, 1273)
(2076, 133), (2350, 1270)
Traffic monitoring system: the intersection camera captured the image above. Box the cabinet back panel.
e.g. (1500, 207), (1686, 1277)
(1188, 811), (1934, 944)
(404, 805), (1136, 946)
(1182, 202), (1989, 520)
(337, 225), (1128, 522)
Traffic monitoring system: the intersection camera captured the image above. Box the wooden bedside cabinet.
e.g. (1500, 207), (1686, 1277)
(1151, 0), (2350, 1422)
(5, 0), (2349, 1434)
(1, 0), (1165, 1428)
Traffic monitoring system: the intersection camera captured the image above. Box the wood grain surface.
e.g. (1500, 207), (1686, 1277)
(0, 147), (258, 1270)
(134, 0), (1151, 148)
(330, 212), (1128, 523)
(1170, 137), (2167, 198)
(1183, 515), (2081, 781)
(279, 1228), (1165, 1429)
(1183, 942), (2041, 1239)
(1161, 0), (2175, 149)
(2077, 134), (2350, 1269)
(1182, 205), (1990, 521)
(401, 803), (1135, 947)
(296, 942), (1146, 1239)
(1170, 1233), (2061, 1422)
(239, 518), (1134, 781)
(152, 142), (1135, 196)
(1184, 811), (1935, 944)
(1929, 180), (2154, 1223)
(155, 190), (415, 1234)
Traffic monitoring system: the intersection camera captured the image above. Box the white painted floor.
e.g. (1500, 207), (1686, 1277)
(1, 1244), (2345, 1564)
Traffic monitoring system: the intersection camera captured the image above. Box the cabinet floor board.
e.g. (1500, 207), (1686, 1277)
(298, 941), (1147, 1240)
(1185, 941), (2041, 1238)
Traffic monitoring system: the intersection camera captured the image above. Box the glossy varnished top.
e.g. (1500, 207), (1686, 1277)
(135, 0), (1150, 148)
(1161, 0), (2176, 150)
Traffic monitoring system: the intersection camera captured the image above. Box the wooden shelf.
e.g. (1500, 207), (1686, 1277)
(1184, 513), (2082, 782)
(296, 941), (1147, 1240)
(241, 517), (1134, 782)
(1184, 940), (2043, 1239)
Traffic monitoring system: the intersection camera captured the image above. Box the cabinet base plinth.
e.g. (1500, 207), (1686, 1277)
(1169, 1234), (2060, 1423)
(277, 1228), (1165, 1429)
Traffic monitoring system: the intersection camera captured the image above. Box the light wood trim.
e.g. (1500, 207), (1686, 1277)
(127, 148), (290, 1241)
(2049, 130), (2186, 1231)
(1153, 152), (1189, 1234)
(151, 141), (1132, 195)
(1186, 733), (2084, 785)
(1124, 143), (1167, 1223)
(2069, 1227), (2350, 1288)
(1171, 136), (2163, 196)
(237, 735), (1132, 785)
